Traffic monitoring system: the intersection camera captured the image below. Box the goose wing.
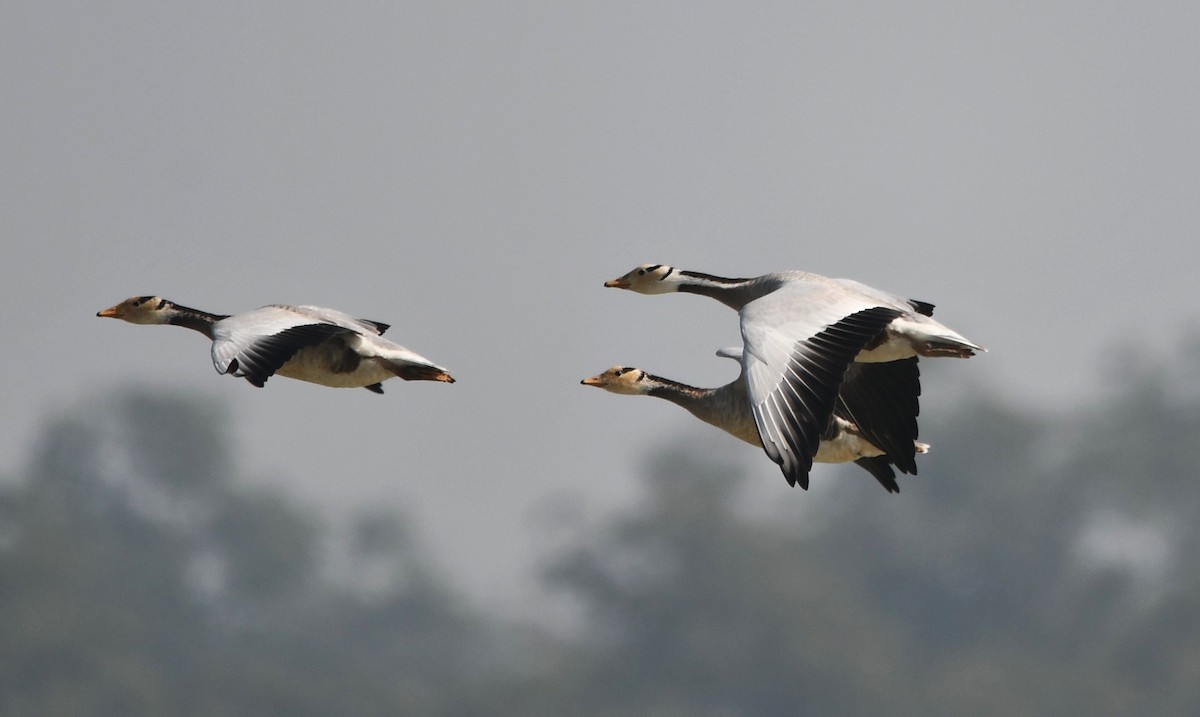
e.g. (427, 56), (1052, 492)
(279, 305), (389, 335)
(727, 341), (921, 478)
(826, 278), (921, 313)
(853, 457), (900, 493)
(837, 358), (922, 475)
(740, 282), (902, 488)
(211, 306), (354, 387)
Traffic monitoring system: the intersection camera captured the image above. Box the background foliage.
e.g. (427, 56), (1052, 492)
(2, 348), (1199, 716)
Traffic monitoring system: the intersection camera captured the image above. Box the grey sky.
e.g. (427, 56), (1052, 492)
(4, 2), (1199, 616)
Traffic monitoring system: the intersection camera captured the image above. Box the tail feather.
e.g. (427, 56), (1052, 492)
(920, 336), (983, 359)
(390, 362), (455, 383)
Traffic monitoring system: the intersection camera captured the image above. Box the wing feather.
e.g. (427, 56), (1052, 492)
(837, 358), (922, 475)
(279, 305), (389, 335)
(211, 308), (353, 387)
(853, 457), (901, 493)
(742, 305), (903, 488)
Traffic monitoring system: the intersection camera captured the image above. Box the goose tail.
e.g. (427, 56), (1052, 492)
(388, 360), (455, 383)
(894, 317), (985, 359)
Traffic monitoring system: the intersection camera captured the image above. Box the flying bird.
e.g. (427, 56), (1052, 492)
(582, 349), (929, 492)
(97, 296), (454, 392)
(602, 264), (981, 487)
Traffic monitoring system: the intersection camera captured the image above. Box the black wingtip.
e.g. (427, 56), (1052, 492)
(838, 358), (922, 476)
(783, 467), (810, 490)
(909, 299), (935, 316)
(854, 457), (901, 493)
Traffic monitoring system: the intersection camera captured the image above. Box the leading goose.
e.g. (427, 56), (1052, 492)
(603, 264), (981, 486)
(97, 296), (455, 392)
(581, 352), (929, 492)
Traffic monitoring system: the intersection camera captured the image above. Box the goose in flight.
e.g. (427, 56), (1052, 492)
(97, 296), (455, 392)
(603, 264), (980, 486)
(581, 350), (929, 492)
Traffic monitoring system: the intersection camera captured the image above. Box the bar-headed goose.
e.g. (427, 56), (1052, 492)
(602, 264), (979, 485)
(581, 353), (928, 492)
(97, 296), (454, 392)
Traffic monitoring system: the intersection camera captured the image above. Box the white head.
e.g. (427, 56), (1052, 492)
(603, 264), (682, 295)
(96, 295), (173, 324)
(581, 366), (652, 395)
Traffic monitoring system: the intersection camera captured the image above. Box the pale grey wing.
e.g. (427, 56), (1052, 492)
(830, 277), (935, 317)
(827, 278), (915, 312)
(284, 305), (389, 335)
(742, 306), (903, 489)
(729, 330), (921, 476)
(836, 358), (922, 475)
(211, 307), (351, 387)
(214, 325), (350, 387)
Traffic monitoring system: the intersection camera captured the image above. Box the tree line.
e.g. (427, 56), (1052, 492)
(1, 346), (1198, 715)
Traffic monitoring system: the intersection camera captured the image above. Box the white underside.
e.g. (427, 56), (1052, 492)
(855, 317), (982, 362)
(275, 348), (395, 388)
(854, 333), (919, 363)
(812, 417), (885, 463)
(812, 430), (930, 464)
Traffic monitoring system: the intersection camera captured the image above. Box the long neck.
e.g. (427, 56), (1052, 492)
(676, 271), (775, 310)
(164, 302), (228, 339)
(643, 373), (759, 446)
(645, 373), (711, 407)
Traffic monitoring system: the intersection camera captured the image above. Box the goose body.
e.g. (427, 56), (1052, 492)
(98, 296), (454, 392)
(603, 264), (979, 486)
(605, 265), (982, 362)
(582, 357), (929, 492)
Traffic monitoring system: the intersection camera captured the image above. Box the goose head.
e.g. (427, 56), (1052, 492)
(97, 296), (174, 324)
(581, 366), (651, 395)
(604, 264), (680, 294)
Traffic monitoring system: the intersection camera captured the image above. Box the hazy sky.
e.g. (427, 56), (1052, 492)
(4, 1), (1199, 617)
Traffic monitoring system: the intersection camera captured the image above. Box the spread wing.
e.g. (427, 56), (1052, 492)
(837, 358), (922, 475)
(740, 283), (902, 488)
(722, 343), (921, 479)
(211, 306), (352, 387)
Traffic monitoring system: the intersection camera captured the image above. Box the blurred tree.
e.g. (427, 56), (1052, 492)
(4, 341), (1200, 716)
(0, 390), (484, 717)
(473, 352), (1200, 716)
(0, 408), (203, 714)
(473, 450), (918, 716)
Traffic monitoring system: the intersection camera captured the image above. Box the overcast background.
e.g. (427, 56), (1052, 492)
(3, 1), (1198, 618)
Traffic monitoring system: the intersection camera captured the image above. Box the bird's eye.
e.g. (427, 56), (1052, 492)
(132, 300), (141, 306)
(638, 269), (645, 275)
